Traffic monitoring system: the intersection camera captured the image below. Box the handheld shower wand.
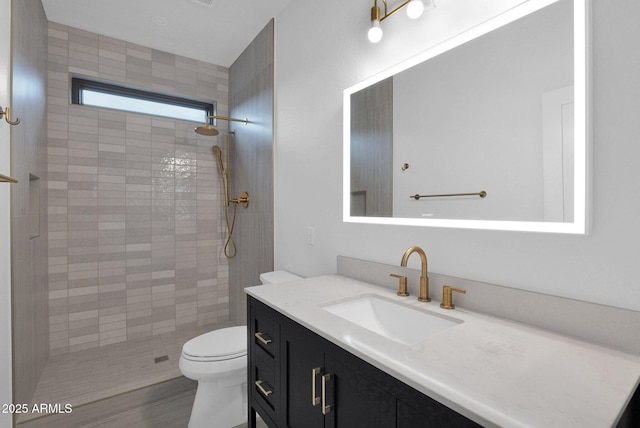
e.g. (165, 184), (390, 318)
(212, 145), (229, 207)
(212, 145), (225, 174)
(210, 136), (249, 258)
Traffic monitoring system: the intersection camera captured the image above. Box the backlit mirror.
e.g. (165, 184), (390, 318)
(343, 0), (588, 233)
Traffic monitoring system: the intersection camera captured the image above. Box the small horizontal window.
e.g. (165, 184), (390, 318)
(71, 77), (214, 123)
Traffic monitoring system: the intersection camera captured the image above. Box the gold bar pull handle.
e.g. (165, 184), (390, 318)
(255, 380), (273, 397)
(321, 374), (332, 415)
(254, 332), (272, 345)
(311, 367), (321, 406)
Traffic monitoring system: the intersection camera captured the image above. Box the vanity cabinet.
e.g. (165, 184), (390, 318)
(285, 319), (396, 428)
(248, 296), (480, 428)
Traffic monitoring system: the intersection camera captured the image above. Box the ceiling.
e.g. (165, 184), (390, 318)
(40, 0), (293, 67)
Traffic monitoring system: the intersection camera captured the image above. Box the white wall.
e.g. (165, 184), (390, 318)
(0, 0), (13, 422)
(393, 0), (572, 221)
(274, 0), (640, 312)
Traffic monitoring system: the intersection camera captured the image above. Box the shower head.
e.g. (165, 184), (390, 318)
(212, 145), (225, 174)
(193, 115), (249, 137)
(194, 124), (219, 136)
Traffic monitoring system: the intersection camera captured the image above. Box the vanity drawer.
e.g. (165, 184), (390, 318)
(249, 297), (284, 425)
(250, 346), (281, 422)
(252, 360), (278, 408)
(251, 303), (280, 359)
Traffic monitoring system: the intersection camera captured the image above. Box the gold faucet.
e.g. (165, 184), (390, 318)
(390, 273), (409, 297)
(440, 285), (466, 309)
(401, 246), (430, 302)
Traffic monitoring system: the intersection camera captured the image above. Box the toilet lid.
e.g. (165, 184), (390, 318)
(182, 326), (247, 360)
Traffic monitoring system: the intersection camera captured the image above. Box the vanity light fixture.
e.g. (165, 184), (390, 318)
(367, 0), (435, 43)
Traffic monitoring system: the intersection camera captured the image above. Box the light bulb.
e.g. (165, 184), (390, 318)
(368, 20), (383, 43)
(406, 0), (424, 19)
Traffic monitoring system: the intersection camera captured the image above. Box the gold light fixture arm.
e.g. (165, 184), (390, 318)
(378, 0), (415, 22)
(368, 0), (432, 43)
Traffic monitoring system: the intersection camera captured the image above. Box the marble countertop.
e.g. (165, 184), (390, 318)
(245, 274), (640, 428)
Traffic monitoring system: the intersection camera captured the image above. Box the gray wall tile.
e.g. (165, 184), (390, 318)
(47, 23), (231, 354)
(12, 0), (49, 404)
(228, 20), (274, 325)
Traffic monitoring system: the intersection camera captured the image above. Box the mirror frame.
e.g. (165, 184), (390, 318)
(343, 0), (590, 234)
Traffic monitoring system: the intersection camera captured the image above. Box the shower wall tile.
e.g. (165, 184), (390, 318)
(12, 0), (49, 403)
(228, 20), (275, 325)
(47, 22), (230, 354)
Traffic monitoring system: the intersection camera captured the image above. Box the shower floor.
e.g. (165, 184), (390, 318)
(21, 321), (236, 426)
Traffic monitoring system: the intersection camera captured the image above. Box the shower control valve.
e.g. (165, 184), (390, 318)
(231, 191), (250, 208)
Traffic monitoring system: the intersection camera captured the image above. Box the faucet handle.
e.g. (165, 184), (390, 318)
(390, 274), (409, 297)
(440, 285), (466, 309)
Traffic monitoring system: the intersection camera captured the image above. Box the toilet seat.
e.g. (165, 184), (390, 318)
(182, 326), (247, 362)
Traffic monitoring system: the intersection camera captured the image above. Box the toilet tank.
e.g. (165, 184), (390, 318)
(259, 270), (302, 285)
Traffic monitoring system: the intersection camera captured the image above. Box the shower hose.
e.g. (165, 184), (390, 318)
(223, 200), (238, 258)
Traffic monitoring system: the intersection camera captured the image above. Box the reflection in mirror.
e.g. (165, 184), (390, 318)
(344, 0), (588, 234)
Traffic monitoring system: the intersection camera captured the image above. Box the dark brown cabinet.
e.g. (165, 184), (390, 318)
(248, 296), (480, 428)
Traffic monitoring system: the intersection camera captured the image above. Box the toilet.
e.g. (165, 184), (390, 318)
(179, 270), (301, 428)
(258, 270), (303, 285)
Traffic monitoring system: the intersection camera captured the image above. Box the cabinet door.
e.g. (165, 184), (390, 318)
(284, 321), (325, 428)
(323, 354), (396, 428)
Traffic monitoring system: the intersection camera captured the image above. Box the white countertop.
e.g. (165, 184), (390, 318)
(246, 275), (640, 428)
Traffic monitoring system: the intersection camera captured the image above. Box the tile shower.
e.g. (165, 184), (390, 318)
(46, 22), (232, 354)
(12, 8), (273, 424)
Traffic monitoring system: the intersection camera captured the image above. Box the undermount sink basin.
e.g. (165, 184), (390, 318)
(322, 294), (461, 345)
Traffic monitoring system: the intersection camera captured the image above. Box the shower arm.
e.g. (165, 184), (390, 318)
(206, 115), (249, 125)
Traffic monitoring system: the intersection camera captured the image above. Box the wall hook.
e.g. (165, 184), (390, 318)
(401, 163), (409, 171)
(0, 106), (20, 125)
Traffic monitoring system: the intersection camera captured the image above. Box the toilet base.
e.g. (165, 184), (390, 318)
(188, 378), (247, 428)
